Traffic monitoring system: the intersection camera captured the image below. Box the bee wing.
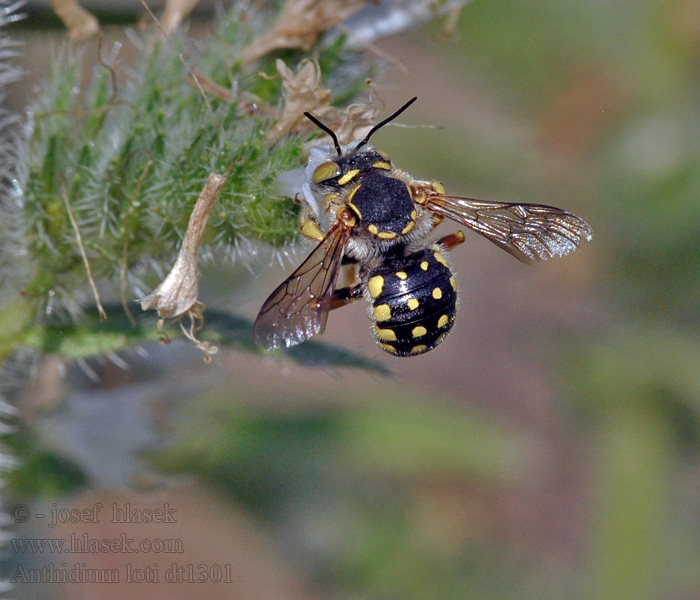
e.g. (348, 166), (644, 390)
(426, 193), (592, 263)
(254, 222), (352, 350)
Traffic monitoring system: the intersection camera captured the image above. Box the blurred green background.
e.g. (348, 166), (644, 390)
(6, 0), (700, 599)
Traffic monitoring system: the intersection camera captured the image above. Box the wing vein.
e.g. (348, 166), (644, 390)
(426, 193), (592, 263)
(254, 222), (351, 350)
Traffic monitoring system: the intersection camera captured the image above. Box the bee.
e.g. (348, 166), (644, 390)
(254, 98), (592, 356)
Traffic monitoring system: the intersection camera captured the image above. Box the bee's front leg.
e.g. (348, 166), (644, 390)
(296, 193), (325, 242)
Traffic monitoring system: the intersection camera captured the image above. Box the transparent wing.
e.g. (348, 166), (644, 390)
(426, 192), (592, 263)
(254, 222), (352, 350)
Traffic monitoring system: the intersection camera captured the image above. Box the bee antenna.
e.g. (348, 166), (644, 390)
(356, 96), (418, 150)
(304, 111), (342, 157)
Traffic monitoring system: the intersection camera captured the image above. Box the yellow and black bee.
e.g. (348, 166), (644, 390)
(254, 98), (592, 356)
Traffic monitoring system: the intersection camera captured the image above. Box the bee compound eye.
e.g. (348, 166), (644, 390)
(312, 161), (342, 184)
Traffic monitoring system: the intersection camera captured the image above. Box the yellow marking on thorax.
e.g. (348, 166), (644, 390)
(346, 183), (361, 202)
(346, 201), (362, 219)
(420, 261), (429, 271)
(337, 169), (360, 185)
(401, 220), (415, 235)
(377, 231), (397, 240)
(372, 161), (392, 170)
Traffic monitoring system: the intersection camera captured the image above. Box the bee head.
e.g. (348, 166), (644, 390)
(304, 97), (417, 186)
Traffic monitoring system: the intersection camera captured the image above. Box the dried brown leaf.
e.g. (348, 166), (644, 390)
(325, 92), (385, 145)
(241, 0), (368, 65)
(264, 59), (333, 144)
(50, 0), (100, 41)
(263, 64), (386, 148)
(140, 173), (227, 320)
(160, 0), (202, 35)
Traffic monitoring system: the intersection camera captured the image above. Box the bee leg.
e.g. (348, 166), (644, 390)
(432, 213), (445, 227)
(437, 230), (465, 250)
(330, 285), (364, 311)
(297, 196), (325, 242)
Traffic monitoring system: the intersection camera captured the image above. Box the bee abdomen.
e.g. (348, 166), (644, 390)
(367, 246), (457, 357)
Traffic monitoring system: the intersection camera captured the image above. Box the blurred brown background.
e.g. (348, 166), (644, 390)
(7, 1), (700, 599)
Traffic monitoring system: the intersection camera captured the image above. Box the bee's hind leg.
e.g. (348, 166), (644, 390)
(437, 230), (465, 250)
(330, 285), (364, 311)
(330, 259), (363, 310)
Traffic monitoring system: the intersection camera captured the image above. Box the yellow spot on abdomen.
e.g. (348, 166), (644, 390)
(412, 326), (427, 338)
(368, 275), (384, 298)
(379, 343), (398, 355)
(376, 328), (397, 341)
(395, 271), (407, 280)
(432, 287), (443, 300)
(437, 314), (449, 328)
(407, 298), (419, 311)
(434, 251), (449, 267)
(411, 344), (428, 355)
(449, 276), (457, 290)
(373, 304), (391, 321)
